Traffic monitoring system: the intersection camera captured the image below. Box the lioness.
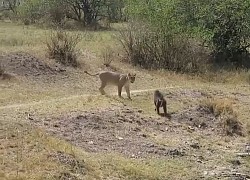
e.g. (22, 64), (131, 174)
(84, 71), (136, 99)
(154, 90), (167, 116)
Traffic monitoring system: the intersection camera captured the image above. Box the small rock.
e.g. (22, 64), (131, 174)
(142, 134), (147, 138)
(236, 153), (250, 157)
(203, 171), (208, 176)
(168, 149), (185, 156)
(190, 142), (200, 149)
(138, 109), (143, 113)
(199, 122), (207, 128)
(188, 126), (195, 131)
(133, 127), (141, 132)
(246, 144), (250, 153)
(159, 147), (166, 151)
(197, 160), (203, 163)
(28, 117), (34, 120)
(198, 155), (204, 160)
(76, 115), (86, 119)
(53, 124), (59, 128)
(230, 159), (241, 166)
(148, 143), (155, 148)
(136, 120), (142, 125)
(88, 141), (94, 145)
(117, 137), (123, 140)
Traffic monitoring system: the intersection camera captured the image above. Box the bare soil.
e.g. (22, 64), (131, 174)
(0, 52), (66, 77)
(29, 104), (238, 159)
(26, 103), (250, 179)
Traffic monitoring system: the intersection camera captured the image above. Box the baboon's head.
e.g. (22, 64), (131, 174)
(128, 73), (136, 83)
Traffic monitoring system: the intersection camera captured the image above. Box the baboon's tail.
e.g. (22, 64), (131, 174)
(84, 71), (99, 76)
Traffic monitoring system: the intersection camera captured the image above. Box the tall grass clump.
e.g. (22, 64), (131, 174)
(201, 97), (244, 136)
(102, 46), (115, 67)
(46, 30), (81, 67)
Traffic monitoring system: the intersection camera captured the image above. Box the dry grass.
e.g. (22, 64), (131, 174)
(201, 97), (236, 117)
(46, 30), (81, 67)
(0, 115), (199, 179)
(201, 97), (245, 136)
(102, 46), (115, 67)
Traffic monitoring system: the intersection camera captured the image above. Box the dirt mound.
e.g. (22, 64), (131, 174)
(28, 104), (243, 158)
(0, 52), (66, 77)
(172, 106), (216, 129)
(31, 107), (186, 158)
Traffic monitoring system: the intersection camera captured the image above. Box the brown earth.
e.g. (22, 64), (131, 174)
(29, 105), (238, 159)
(26, 104), (250, 179)
(0, 52), (66, 77)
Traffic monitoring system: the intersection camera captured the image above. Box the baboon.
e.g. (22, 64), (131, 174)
(154, 90), (167, 116)
(84, 71), (136, 99)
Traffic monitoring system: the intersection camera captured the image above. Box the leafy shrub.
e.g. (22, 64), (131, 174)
(175, 0), (250, 67)
(46, 30), (81, 67)
(17, 0), (67, 26)
(0, 10), (11, 20)
(119, 22), (209, 73)
(125, 0), (250, 70)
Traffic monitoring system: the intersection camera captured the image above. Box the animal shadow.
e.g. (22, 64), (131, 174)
(158, 112), (172, 119)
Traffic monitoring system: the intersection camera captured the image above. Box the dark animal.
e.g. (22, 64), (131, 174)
(154, 90), (167, 116)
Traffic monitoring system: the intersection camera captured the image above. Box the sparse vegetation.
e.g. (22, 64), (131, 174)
(201, 97), (236, 117)
(102, 46), (115, 67)
(201, 97), (244, 136)
(46, 30), (81, 67)
(220, 114), (244, 136)
(119, 22), (209, 73)
(0, 65), (4, 75)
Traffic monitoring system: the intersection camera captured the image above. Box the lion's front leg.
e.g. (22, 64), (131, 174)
(124, 85), (131, 100)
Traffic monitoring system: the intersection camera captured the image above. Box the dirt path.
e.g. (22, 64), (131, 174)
(0, 86), (180, 110)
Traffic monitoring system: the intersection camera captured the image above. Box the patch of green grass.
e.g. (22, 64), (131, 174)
(0, 21), (118, 56)
(97, 154), (198, 180)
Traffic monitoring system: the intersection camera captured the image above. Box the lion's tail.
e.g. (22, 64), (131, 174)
(84, 71), (99, 76)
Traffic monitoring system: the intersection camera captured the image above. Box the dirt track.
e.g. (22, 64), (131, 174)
(0, 86), (180, 110)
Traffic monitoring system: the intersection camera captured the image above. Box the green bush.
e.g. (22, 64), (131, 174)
(119, 22), (209, 73)
(124, 0), (250, 71)
(17, 0), (66, 25)
(175, 0), (250, 66)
